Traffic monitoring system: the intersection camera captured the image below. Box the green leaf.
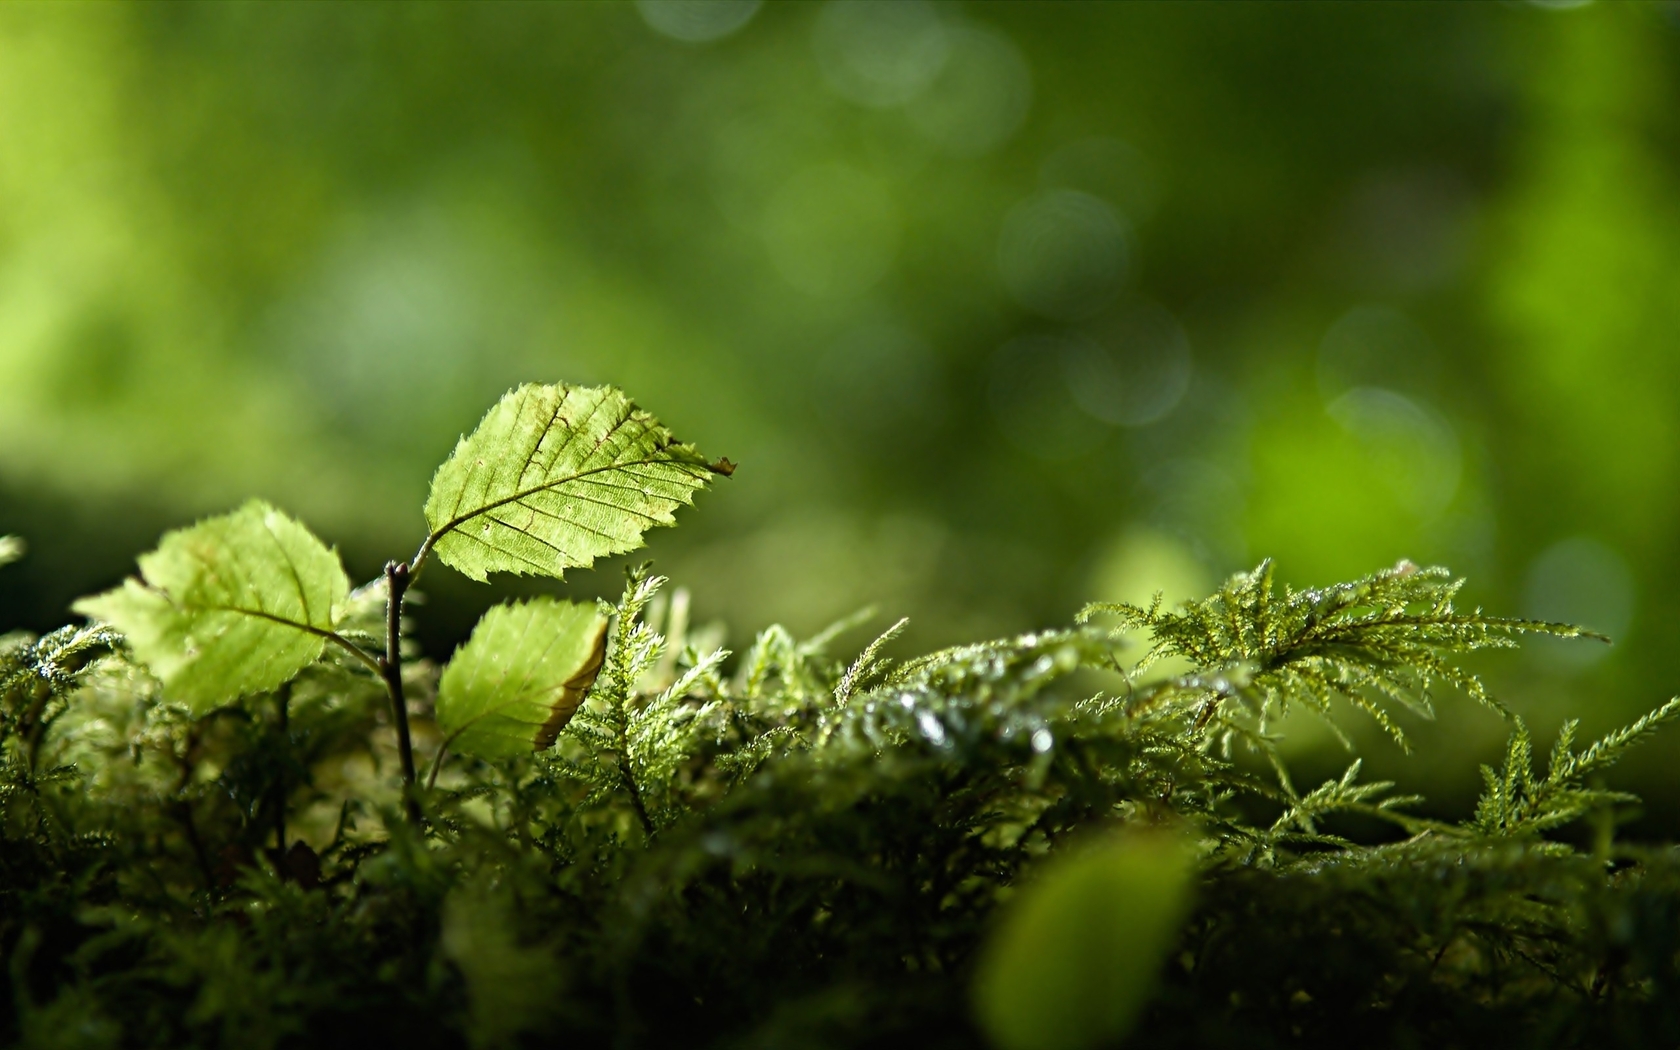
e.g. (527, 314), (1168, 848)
(423, 383), (729, 583)
(436, 597), (609, 760)
(973, 832), (1195, 1050)
(71, 500), (349, 715)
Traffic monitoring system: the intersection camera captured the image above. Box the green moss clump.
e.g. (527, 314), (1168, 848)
(4, 558), (1679, 1049)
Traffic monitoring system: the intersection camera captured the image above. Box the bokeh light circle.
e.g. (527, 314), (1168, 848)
(1317, 304), (1438, 400)
(1063, 301), (1192, 427)
(998, 189), (1130, 321)
(905, 25), (1032, 157)
(812, 0), (949, 108)
(990, 333), (1110, 460)
(1325, 386), (1462, 520)
(636, 0), (762, 43)
(1523, 536), (1635, 668)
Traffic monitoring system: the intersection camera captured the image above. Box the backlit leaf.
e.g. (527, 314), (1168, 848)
(423, 383), (728, 583)
(72, 500), (349, 715)
(436, 597), (609, 760)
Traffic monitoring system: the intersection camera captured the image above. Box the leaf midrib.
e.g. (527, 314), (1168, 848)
(423, 454), (707, 564)
(151, 593), (380, 674)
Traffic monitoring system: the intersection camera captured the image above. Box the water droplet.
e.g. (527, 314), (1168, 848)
(917, 710), (947, 746)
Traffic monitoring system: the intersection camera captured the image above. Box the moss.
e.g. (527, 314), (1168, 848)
(2, 556), (1677, 1049)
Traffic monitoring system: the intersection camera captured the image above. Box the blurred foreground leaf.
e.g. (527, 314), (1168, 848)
(441, 876), (565, 1049)
(973, 832), (1196, 1050)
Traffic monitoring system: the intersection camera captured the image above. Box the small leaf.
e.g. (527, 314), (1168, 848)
(72, 500), (349, 715)
(423, 384), (725, 582)
(973, 832), (1195, 1050)
(0, 535), (24, 569)
(436, 597), (609, 759)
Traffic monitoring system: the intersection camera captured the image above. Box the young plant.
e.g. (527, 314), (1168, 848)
(73, 383), (733, 823)
(8, 381), (1680, 1050)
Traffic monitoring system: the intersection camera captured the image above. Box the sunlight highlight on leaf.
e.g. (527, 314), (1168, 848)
(436, 597), (609, 760)
(422, 384), (727, 583)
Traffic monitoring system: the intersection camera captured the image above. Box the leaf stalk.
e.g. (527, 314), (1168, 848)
(382, 560), (422, 826)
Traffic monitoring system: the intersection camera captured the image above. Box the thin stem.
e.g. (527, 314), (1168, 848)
(274, 683), (290, 853)
(324, 630), (386, 677)
(424, 719), (482, 792)
(177, 801), (215, 892)
(425, 742), (449, 792)
(382, 560), (422, 826)
(408, 535), (436, 585)
(605, 662), (654, 839)
(22, 687), (50, 771)
(174, 726), (215, 891)
(1191, 692), (1225, 734)
(621, 757), (654, 840)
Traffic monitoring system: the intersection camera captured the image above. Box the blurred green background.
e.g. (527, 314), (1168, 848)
(3, 0), (1680, 827)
